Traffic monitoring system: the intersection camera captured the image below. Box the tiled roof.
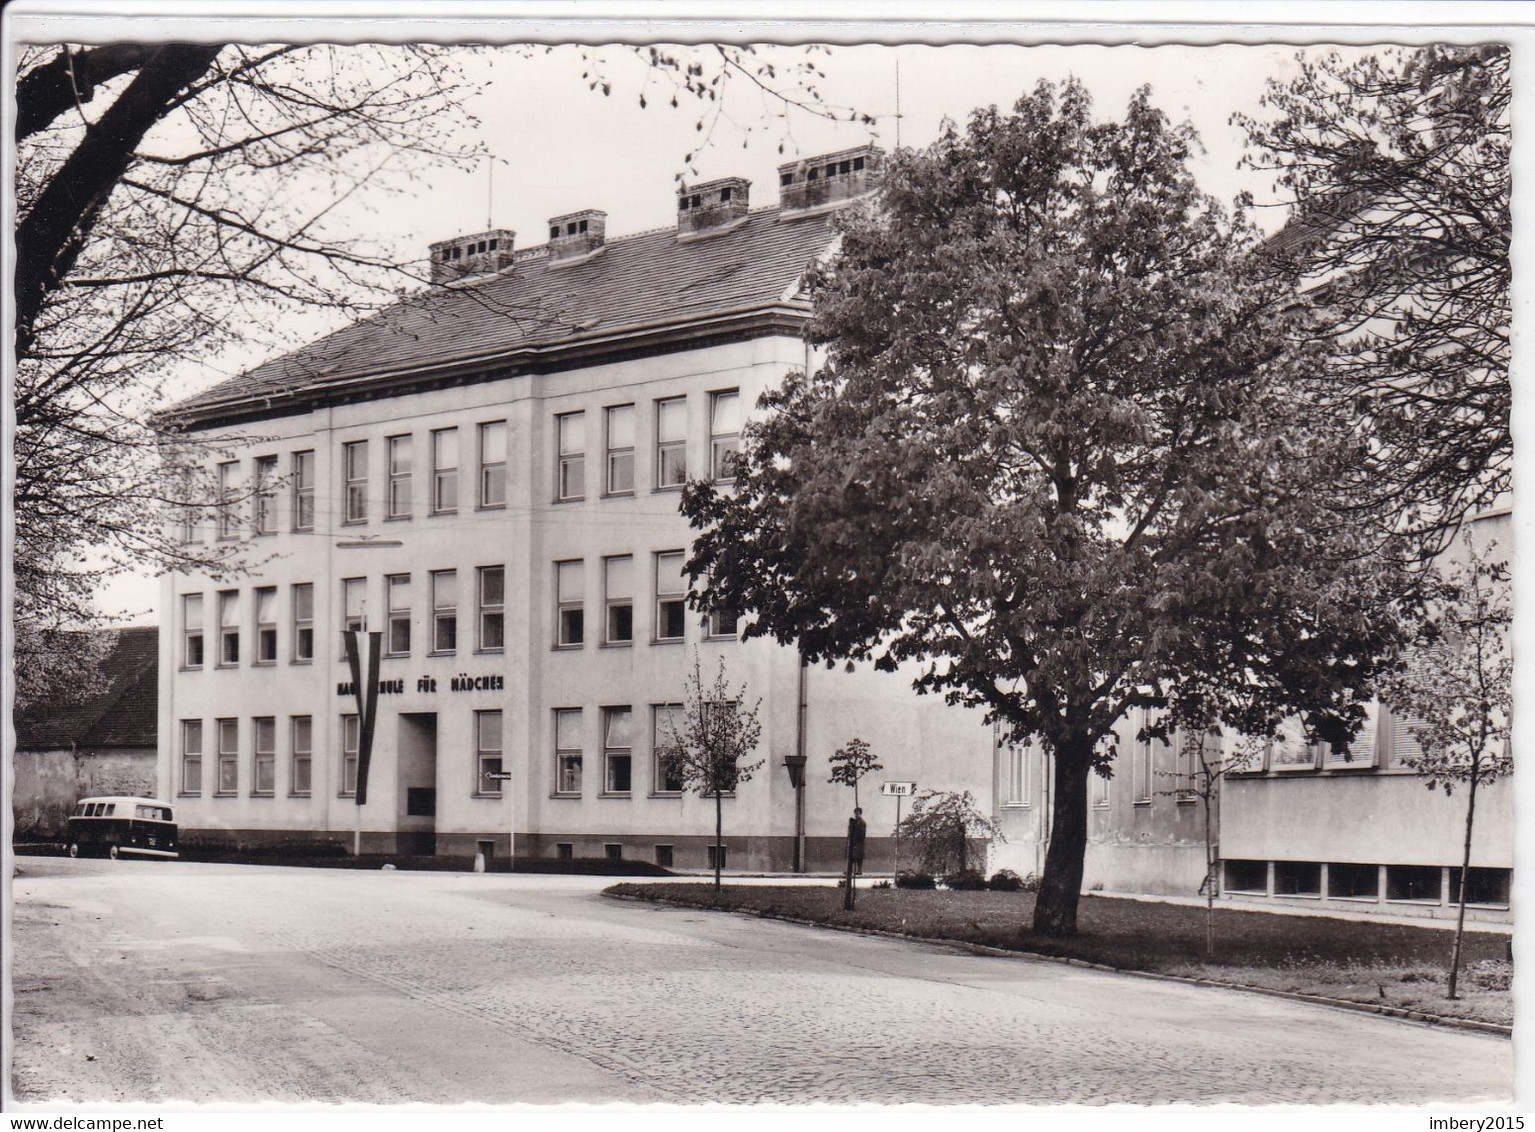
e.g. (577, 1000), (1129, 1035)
(14, 627), (159, 751)
(169, 206), (841, 424)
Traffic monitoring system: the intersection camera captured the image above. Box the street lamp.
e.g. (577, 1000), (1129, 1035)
(782, 754), (807, 873)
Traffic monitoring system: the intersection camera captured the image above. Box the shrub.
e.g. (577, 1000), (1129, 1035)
(1468, 959), (1512, 992)
(987, 868), (1025, 892)
(944, 869), (988, 891)
(895, 871), (936, 889)
(894, 790), (1003, 876)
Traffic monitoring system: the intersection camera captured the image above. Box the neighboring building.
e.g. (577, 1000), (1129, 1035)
(993, 506), (1512, 922)
(13, 627), (160, 840)
(157, 146), (995, 869)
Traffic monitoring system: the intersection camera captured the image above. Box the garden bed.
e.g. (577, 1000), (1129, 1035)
(606, 882), (1511, 1028)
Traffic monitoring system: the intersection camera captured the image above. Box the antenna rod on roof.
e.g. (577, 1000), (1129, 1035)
(486, 158), (494, 229)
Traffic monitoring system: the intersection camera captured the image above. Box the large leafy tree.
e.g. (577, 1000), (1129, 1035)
(684, 80), (1417, 936)
(1237, 45), (1510, 551)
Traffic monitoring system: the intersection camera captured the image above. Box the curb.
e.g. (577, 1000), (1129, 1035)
(602, 891), (1511, 1039)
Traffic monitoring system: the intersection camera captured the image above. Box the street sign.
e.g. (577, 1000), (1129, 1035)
(881, 781), (917, 797)
(485, 771), (514, 781)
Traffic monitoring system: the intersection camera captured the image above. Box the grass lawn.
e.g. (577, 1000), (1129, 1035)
(607, 883), (1511, 1028)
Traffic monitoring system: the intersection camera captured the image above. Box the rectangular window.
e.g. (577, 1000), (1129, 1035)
(655, 397), (687, 488)
(341, 715), (360, 796)
(478, 565), (505, 651)
(254, 587), (277, 664)
(343, 440), (368, 524)
(253, 456), (278, 535)
(1223, 860), (1268, 895)
(292, 450), (315, 532)
(342, 577), (366, 633)
(290, 716), (312, 796)
(605, 404), (635, 494)
(1268, 717), (1321, 772)
(556, 559), (584, 647)
(1273, 861), (1322, 897)
(707, 602), (740, 640)
(182, 593), (204, 668)
(603, 707), (633, 795)
(604, 555), (633, 644)
(253, 717), (276, 796)
(655, 844), (674, 868)
(1091, 769), (1110, 808)
(653, 704), (685, 794)
(1327, 863), (1380, 900)
(432, 428), (458, 514)
(556, 411), (585, 500)
(387, 434), (413, 519)
(180, 720), (203, 795)
(1174, 729), (1208, 801)
(655, 551), (687, 642)
(218, 460), (240, 539)
(1131, 710), (1155, 804)
(386, 574), (411, 656)
(554, 708), (583, 795)
(431, 570), (457, 653)
(710, 390), (741, 481)
(1323, 703), (1380, 769)
(1450, 867), (1511, 907)
(1003, 739), (1030, 806)
(1385, 706), (1427, 768)
(556, 842), (574, 861)
(477, 710), (504, 795)
(292, 583), (314, 662)
(1386, 865), (1443, 903)
(707, 844), (728, 871)
(479, 421), (507, 508)
(218, 591), (240, 666)
(216, 718), (238, 795)
(604, 843), (623, 862)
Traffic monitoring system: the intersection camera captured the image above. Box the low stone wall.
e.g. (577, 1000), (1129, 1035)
(13, 748), (156, 839)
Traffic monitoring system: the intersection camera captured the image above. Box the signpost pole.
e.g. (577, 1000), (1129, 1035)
(894, 793), (902, 884)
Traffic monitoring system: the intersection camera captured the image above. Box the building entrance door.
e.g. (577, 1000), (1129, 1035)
(397, 713), (438, 855)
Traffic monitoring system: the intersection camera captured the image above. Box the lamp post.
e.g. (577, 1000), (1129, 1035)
(783, 754), (807, 872)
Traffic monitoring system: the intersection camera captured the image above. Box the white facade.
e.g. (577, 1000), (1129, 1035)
(158, 180), (995, 869)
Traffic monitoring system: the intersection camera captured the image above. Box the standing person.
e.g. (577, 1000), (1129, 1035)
(848, 808), (867, 876)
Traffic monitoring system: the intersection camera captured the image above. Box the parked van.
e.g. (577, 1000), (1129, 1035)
(66, 797), (179, 860)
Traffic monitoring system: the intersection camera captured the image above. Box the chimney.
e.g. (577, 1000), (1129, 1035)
(676, 177), (750, 239)
(547, 209), (607, 264)
(778, 145), (884, 217)
(429, 228), (517, 286)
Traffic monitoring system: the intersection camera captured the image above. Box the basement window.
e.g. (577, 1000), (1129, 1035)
(604, 843), (623, 861)
(1273, 861), (1322, 897)
(1223, 859), (1267, 895)
(1449, 867), (1511, 907)
(555, 842), (573, 861)
(1386, 865), (1442, 903)
(1327, 863), (1380, 900)
(655, 845), (674, 868)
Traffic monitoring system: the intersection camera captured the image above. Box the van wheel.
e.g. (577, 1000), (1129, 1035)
(108, 845), (120, 861)
(67, 842), (80, 859)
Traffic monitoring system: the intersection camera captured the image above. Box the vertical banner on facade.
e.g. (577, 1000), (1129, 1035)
(342, 630), (383, 806)
(357, 631), (381, 805)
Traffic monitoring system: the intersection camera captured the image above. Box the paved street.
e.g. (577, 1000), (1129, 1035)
(9, 857), (1512, 1105)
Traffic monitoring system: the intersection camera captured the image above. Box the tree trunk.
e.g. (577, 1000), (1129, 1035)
(1448, 771), (1480, 1000)
(1032, 738), (1092, 937)
(1203, 792), (1216, 959)
(15, 43), (222, 357)
(714, 791), (723, 899)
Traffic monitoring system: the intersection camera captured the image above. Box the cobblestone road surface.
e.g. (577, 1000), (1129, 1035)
(9, 858), (1513, 1105)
